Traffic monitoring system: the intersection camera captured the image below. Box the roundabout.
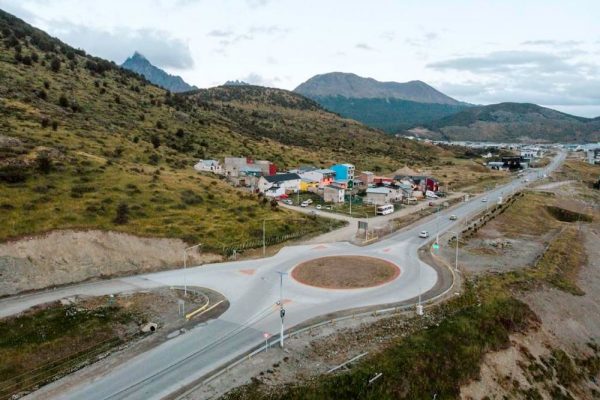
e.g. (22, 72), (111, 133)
(291, 255), (400, 289)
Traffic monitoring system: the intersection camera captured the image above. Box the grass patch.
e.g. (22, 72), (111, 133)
(530, 226), (586, 295)
(0, 301), (142, 398)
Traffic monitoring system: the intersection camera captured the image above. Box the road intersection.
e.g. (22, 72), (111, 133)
(11, 152), (565, 400)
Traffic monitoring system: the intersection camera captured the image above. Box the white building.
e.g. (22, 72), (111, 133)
(194, 159), (222, 174)
(257, 173), (301, 193)
(323, 185), (345, 203)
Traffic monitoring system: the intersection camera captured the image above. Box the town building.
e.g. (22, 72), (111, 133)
(193, 159), (222, 174)
(257, 173), (301, 194)
(357, 171), (374, 187)
(330, 163), (355, 181)
(587, 148), (600, 165)
(323, 184), (345, 203)
(299, 168), (336, 188)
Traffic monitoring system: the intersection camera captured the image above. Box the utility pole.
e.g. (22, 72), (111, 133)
(262, 219), (266, 256)
(276, 271), (288, 348)
(349, 192), (352, 216)
(183, 243), (202, 297)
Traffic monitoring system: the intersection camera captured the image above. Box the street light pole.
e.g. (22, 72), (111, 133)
(448, 230), (460, 271)
(276, 271), (288, 348)
(183, 243), (202, 297)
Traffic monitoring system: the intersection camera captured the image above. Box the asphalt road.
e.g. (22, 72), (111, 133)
(14, 151), (565, 400)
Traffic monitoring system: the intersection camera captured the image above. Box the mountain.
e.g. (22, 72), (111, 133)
(416, 103), (600, 143)
(294, 72), (470, 132)
(223, 80), (251, 86)
(0, 9), (444, 252)
(295, 72), (462, 104)
(121, 52), (197, 93)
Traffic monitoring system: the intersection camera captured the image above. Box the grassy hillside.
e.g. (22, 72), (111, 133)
(420, 102), (600, 143)
(0, 9), (443, 250)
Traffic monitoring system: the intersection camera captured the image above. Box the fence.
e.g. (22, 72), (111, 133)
(219, 229), (313, 257)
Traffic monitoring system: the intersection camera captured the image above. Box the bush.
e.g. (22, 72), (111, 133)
(58, 94), (69, 108)
(113, 203), (129, 224)
(150, 135), (161, 149)
(36, 152), (52, 174)
(50, 57), (60, 72)
(51, 121), (58, 131)
(0, 164), (28, 183)
(180, 190), (203, 205)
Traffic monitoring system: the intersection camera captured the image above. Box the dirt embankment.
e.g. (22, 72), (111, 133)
(0, 230), (221, 296)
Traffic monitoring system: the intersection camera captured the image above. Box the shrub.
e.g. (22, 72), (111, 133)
(113, 203), (129, 224)
(36, 152), (52, 174)
(58, 94), (69, 108)
(50, 57), (60, 72)
(180, 190), (203, 205)
(40, 117), (50, 128)
(150, 135), (161, 149)
(51, 121), (58, 131)
(37, 89), (47, 100)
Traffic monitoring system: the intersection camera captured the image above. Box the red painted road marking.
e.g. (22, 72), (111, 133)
(239, 268), (256, 275)
(383, 248), (391, 253)
(312, 245), (328, 250)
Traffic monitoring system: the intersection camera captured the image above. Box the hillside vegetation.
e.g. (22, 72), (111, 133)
(313, 95), (469, 132)
(0, 9), (442, 250)
(417, 103), (600, 143)
(294, 72), (469, 133)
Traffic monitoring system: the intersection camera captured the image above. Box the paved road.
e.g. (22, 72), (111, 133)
(279, 192), (465, 244)
(13, 152), (565, 400)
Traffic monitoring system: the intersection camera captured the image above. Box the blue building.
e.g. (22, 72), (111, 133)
(330, 163), (355, 181)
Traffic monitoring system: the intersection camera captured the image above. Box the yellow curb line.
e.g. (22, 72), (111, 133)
(186, 300), (224, 320)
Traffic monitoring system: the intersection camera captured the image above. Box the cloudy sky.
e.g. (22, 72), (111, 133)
(2, 0), (600, 116)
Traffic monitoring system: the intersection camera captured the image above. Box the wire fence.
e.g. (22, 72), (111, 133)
(219, 229), (313, 257)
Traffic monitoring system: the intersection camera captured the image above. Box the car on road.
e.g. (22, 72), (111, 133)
(283, 199), (293, 205)
(419, 230), (429, 238)
(481, 197), (488, 202)
(316, 204), (322, 210)
(449, 215), (457, 220)
(300, 201), (309, 207)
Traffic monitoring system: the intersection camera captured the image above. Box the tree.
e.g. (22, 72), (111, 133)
(113, 203), (129, 224)
(50, 57), (60, 72)
(51, 121), (58, 131)
(36, 152), (52, 174)
(150, 135), (161, 149)
(270, 198), (279, 210)
(58, 94), (69, 108)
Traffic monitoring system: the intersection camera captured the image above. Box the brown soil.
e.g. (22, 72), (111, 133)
(291, 256), (399, 289)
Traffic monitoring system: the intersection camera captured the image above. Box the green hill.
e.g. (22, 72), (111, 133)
(294, 72), (470, 133)
(420, 103), (600, 143)
(312, 95), (469, 132)
(0, 9), (444, 251)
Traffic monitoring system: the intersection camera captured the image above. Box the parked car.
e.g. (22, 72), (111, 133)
(435, 191), (447, 198)
(316, 204), (322, 210)
(325, 206), (332, 210)
(306, 199), (313, 205)
(283, 199), (293, 205)
(449, 215), (457, 220)
(300, 201), (309, 207)
(481, 197), (488, 202)
(419, 230), (429, 238)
